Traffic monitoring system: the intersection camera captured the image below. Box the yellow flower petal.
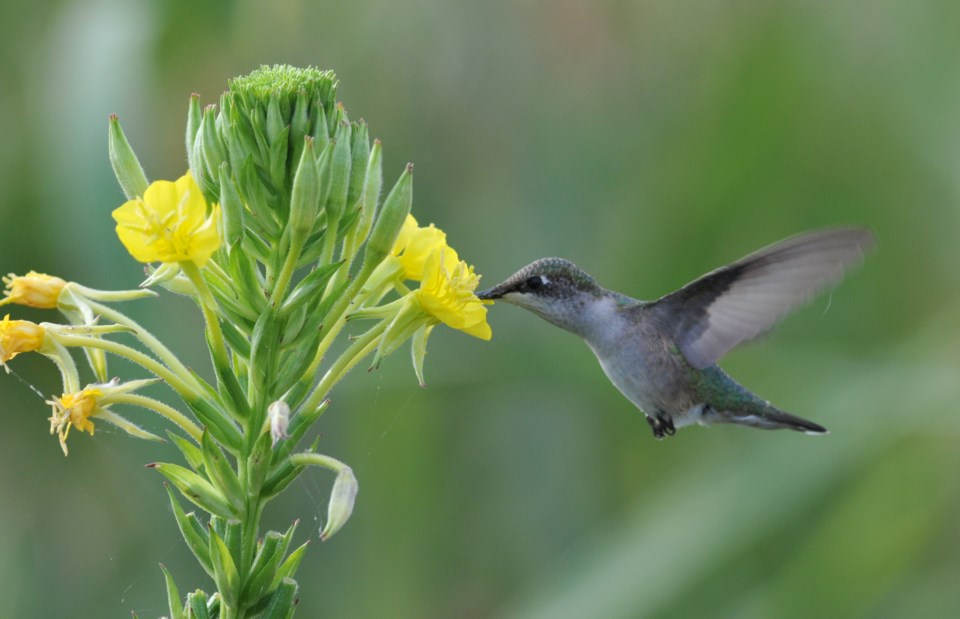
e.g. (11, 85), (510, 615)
(390, 215), (455, 281)
(112, 172), (221, 266)
(391, 214), (419, 256)
(0, 271), (66, 309)
(415, 250), (491, 340)
(0, 314), (45, 365)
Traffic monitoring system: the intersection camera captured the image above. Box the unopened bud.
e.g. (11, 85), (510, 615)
(268, 400), (291, 445)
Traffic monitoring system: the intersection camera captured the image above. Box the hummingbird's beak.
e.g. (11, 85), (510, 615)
(476, 284), (505, 300)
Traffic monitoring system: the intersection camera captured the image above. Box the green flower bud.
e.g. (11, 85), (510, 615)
(352, 139), (383, 248)
(363, 163), (413, 269)
(347, 120), (370, 207)
(220, 65), (338, 213)
(185, 93), (202, 177)
(217, 164), (244, 251)
(288, 137), (321, 241)
(200, 105), (227, 192)
(187, 590), (212, 619)
(325, 120), (352, 225)
(108, 114), (148, 200)
(261, 578), (298, 619)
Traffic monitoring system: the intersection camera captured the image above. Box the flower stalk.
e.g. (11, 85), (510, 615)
(2, 65), (492, 618)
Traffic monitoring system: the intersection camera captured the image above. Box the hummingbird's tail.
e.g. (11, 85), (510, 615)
(707, 404), (828, 435)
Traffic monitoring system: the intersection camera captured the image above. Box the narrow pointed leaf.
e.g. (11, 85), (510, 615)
(164, 484), (213, 577)
(209, 528), (241, 607)
(160, 564), (185, 619)
(201, 431), (244, 510)
(149, 462), (237, 519)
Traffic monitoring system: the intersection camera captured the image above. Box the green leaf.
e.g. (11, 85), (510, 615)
(279, 260), (344, 318)
(274, 541), (310, 586)
(209, 528), (241, 608)
(150, 462), (237, 519)
(164, 484), (213, 577)
(167, 431), (204, 472)
(160, 563), (185, 619)
(201, 431), (244, 511)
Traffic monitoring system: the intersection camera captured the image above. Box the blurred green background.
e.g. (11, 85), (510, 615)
(2, 1), (959, 617)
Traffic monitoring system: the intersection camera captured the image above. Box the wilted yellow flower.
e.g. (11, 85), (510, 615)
(112, 172), (221, 267)
(48, 387), (103, 455)
(415, 249), (491, 340)
(391, 215), (451, 281)
(0, 314), (45, 367)
(1, 271), (66, 309)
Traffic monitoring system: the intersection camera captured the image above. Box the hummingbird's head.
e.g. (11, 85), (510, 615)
(477, 258), (603, 334)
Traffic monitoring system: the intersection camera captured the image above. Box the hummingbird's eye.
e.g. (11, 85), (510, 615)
(525, 275), (545, 290)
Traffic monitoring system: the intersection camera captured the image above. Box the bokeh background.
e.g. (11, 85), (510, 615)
(2, 1), (959, 617)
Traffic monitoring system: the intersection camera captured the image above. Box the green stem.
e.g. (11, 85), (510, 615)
(271, 235), (306, 311)
(181, 261), (231, 374)
(53, 334), (200, 399)
(40, 338), (81, 394)
(300, 319), (388, 414)
(85, 300), (207, 394)
(111, 393), (203, 442)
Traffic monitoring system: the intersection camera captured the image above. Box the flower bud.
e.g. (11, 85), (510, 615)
(185, 93), (202, 169)
(353, 139), (383, 247)
(108, 114), (149, 200)
(325, 120), (352, 226)
(200, 105), (227, 190)
(268, 400), (291, 445)
(363, 163), (413, 270)
(1, 271), (66, 309)
(0, 314), (45, 368)
(288, 137), (321, 241)
(217, 164), (245, 251)
(347, 121), (370, 210)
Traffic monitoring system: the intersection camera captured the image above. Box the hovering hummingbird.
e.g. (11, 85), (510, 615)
(477, 227), (875, 439)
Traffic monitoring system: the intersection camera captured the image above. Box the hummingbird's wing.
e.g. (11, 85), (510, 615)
(649, 227), (875, 369)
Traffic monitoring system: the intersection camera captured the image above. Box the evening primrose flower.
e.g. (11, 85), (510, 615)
(112, 172), (221, 267)
(47, 378), (165, 455)
(1, 271), (66, 309)
(0, 314), (45, 369)
(391, 215), (450, 281)
(415, 249), (491, 340)
(48, 386), (102, 455)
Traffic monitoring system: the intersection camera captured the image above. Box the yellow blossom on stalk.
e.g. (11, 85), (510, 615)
(1, 271), (66, 308)
(415, 249), (491, 340)
(391, 215), (451, 281)
(0, 314), (45, 368)
(48, 387), (103, 455)
(112, 172), (221, 267)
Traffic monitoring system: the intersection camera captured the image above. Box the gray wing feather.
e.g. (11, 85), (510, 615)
(652, 227), (875, 369)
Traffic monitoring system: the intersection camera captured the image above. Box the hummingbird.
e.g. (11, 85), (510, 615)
(477, 227), (875, 439)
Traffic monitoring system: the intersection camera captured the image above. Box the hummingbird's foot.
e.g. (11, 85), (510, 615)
(646, 413), (676, 440)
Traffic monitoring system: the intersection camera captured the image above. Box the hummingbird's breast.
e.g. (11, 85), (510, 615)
(583, 301), (697, 418)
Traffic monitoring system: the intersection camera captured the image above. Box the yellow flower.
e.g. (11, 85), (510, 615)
(391, 215), (451, 281)
(112, 172), (221, 267)
(0, 314), (45, 367)
(48, 387), (103, 456)
(415, 249), (491, 340)
(0, 271), (66, 309)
